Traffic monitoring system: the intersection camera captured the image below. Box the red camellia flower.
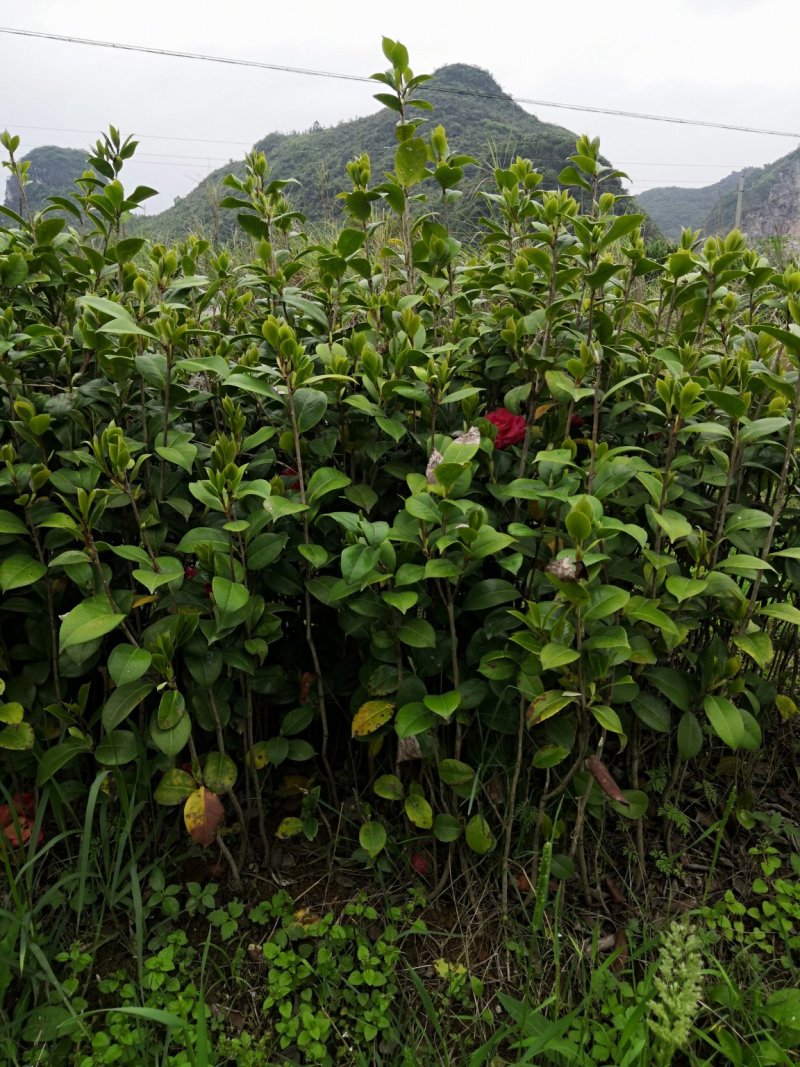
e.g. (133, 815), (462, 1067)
(485, 408), (527, 449)
(184, 565), (198, 580)
(570, 414), (586, 430)
(410, 853), (430, 878)
(279, 465), (301, 491)
(0, 793), (43, 849)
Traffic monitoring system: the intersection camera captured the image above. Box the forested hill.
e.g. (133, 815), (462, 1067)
(142, 62), (604, 241)
(3, 145), (90, 216)
(4, 64), (624, 240)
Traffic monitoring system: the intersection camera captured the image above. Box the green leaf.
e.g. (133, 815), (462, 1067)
(677, 711), (703, 760)
(438, 759), (474, 786)
(465, 814), (495, 855)
(95, 730), (140, 766)
(0, 702), (23, 725)
(155, 440), (197, 473)
(404, 793), (433, 829)
(590, 704), (625, 735)
(651, 509), (692, 542)
(598, 212), (643, 250)
(395, 702), (437, 738)
(738, 417), (789, 445)
(246, 532), (288, 570)
(704, 695), (746, 750)
(262, 497), (309, 522)
(395, 137), (428, 187)
(202, 753), (237, 794)
(0, 723), (34, 750)
(212, 577), (249, 615)
(724, 508), (772, 536)
(631, 693), (671, 733)
(0, 554), (46, 592)
(36, 738), (91, 785)
(526, 691), (575, 727)
(647, 667), (691, 712)
(298, 544), (328, 569)
(154, 768), (197, 805)
(157, 690), (186, 730)
(463, 579), (518, 611)
(433, 814), (462, 843)
(583, 585), (629, 623)
(468, 527), (515, 559)
(280, 706), (314, 736)
(716, 555), (774, 577)
(60, 596), (126, 651)
(532, 745), (570, 769)
(610, 789), (649, 819)
(306, 466), (351, 503)
(374, 774), (404, 800)
(102, 681), (154, 731)
(733, 631), (774, 669)
(287, 739), (315, 761)
(382, 590), (418, 613)
(293, 388), (328, 433)
(665, 576), (708, 602)
(0, 510), (27, 535)
(108, 645), (152, 686)
(398, 619), (436, 648)
(757, 602), (800, 627)
(132, 557), (184, 593)
(359, 821), (386, 859)
(150, 710), (192, 757)
(423, 691), (461, 718)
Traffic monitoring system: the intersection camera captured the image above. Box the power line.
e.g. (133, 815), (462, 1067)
(2, 25), (800, 141)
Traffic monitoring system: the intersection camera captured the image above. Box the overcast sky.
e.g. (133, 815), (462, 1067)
(2, 0), (799, 213)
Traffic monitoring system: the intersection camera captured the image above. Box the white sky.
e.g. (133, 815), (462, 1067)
(2, 0), (799, 213)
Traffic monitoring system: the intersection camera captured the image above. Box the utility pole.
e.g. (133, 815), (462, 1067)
(734, 173), (745, 230)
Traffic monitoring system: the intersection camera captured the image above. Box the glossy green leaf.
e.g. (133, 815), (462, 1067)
(0, 554), (46, 592)
(108, 645), (152, 686)
(102, 681), (154, 731)
(59, 596), (126, 651)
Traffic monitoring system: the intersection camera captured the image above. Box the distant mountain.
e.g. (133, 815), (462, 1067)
(143, 63), (611, 241)
(638, 145), (800, 243)
(637, 171), (747, 241)
(3, 145), (89, 216)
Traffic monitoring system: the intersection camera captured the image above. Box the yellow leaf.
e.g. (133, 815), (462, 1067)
(132, 594), (158, 609)
(276, 817), (304, 839)
(246, 741), (270, 769)
(351, 699), (394, 738)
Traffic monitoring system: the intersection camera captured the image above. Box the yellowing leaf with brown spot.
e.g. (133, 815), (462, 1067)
(351, 699), (394, 738)
(246, 741), (270, 769)
(276, 817), (304, 839)
(183, 786), (223, 846)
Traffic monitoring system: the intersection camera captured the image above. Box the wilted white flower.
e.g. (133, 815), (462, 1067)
(426, 448), (444, 484)
(452, 426), (481, 446)
(397, 735), (422, 763)
(545, 557), (579, 582)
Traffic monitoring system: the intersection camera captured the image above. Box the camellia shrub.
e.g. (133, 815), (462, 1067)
(1, 39), (799, 902)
